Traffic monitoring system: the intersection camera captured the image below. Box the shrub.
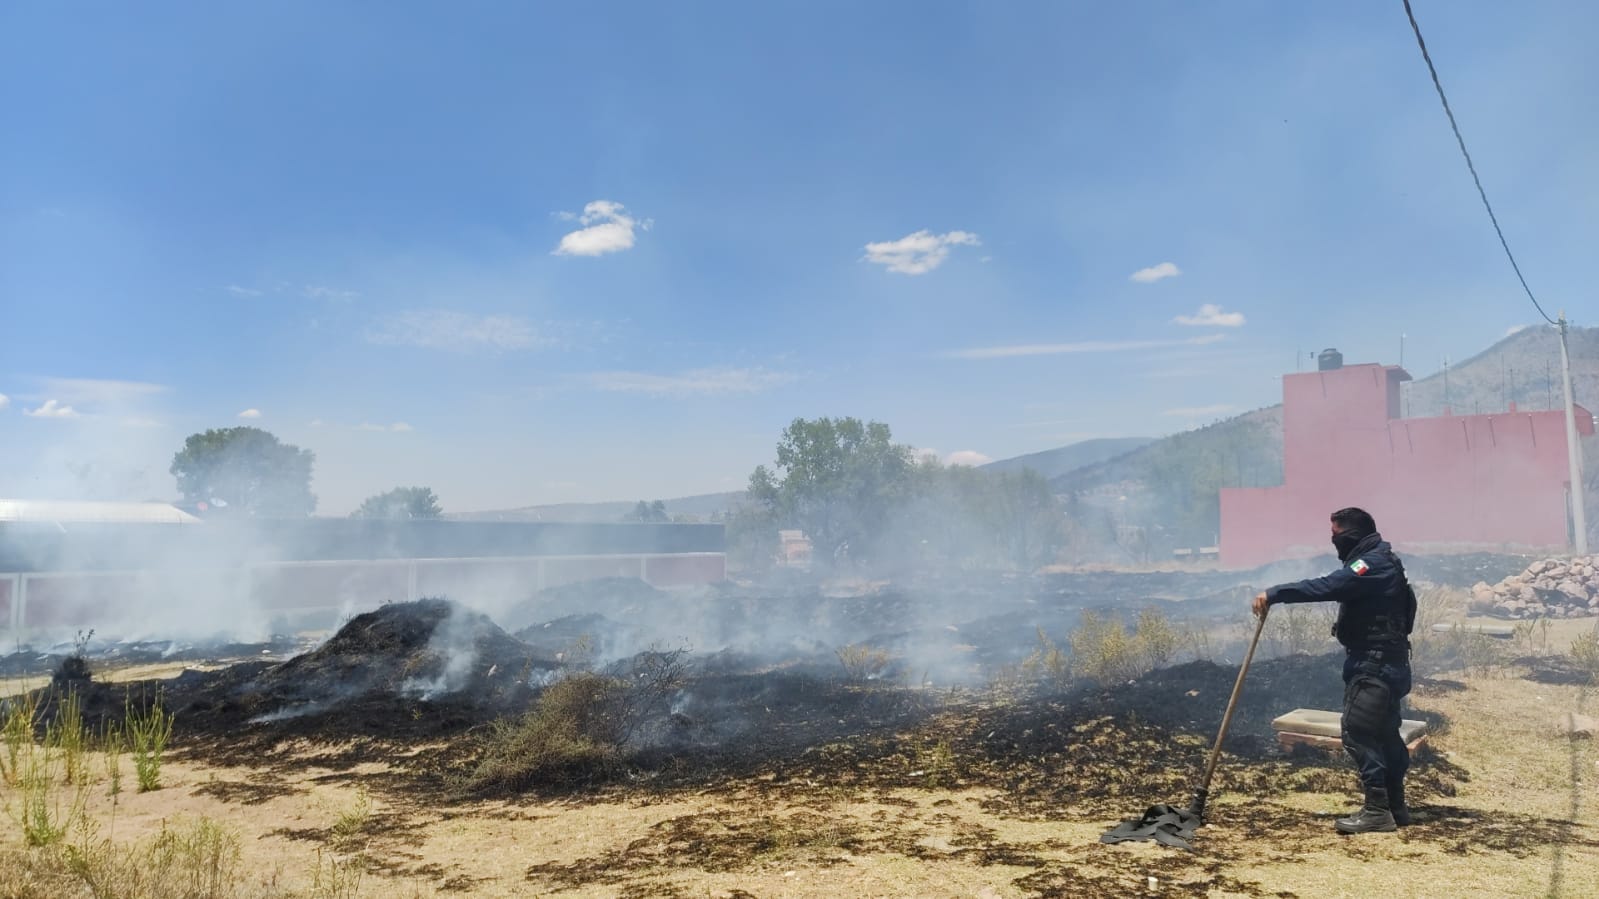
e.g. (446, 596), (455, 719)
(2, 693), (40, 788)
(46, 689), (88, 787)
(1571, 629), (1599, 684)
(125, 694), (174, 793)
(1263, 604), (1336, 658)
(836, 643), (893, 682)
(466, 673), (627, 793)
(1056, 608), (1190, 688)
(330, 788), (372, 846)
(62, 817), (245, 899)
(1022, 628), (1071, 692)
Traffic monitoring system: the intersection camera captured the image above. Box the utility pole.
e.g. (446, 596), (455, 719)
(1558, 312), (1588, 554)
(1443, 356), (1451, 411)
(1400, 333), (1406, 369)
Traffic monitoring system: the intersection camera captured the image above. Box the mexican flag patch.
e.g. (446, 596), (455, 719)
(1350, 559), (1371, 576)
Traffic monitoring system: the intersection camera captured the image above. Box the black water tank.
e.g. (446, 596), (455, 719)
(1318, 348), (1344, 371)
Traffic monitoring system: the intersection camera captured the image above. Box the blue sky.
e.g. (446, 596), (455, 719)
(2, 1), (1596, 514)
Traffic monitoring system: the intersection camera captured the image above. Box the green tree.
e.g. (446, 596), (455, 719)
(884, 461), (1066, 571)
(352, 486), (443, 519)
(625, 500), (669, 523)
(170, 427), (316, 518)
(747, 417), (914, 565)
(725, 502), (780, 572)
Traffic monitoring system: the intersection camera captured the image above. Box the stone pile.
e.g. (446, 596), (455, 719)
(1470, 556), (1599, 619)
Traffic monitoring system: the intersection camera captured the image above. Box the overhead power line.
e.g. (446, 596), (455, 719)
(1401, 0), (1557, 327)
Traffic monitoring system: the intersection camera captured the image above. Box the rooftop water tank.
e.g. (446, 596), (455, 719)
(1317, 348), (1344, 371)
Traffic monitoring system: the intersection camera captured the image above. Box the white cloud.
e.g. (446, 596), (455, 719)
(367, 310), (547, 352)
(1506, 324), (1529, 337)
(1173, 304), (1246, 327)
(949, 333), (1225, 360)
(0, 393), (8, 411)
(863, 230), (981, 275)
(390, 422), (414, 432)
(358, 422), (414, 433)
(1163, 404), (1236, 418)
(24, 399), (80, 419)
(1130, 262), (1181, 283)
(40, 378), (167, 406)
(945, 450), (993, 467)
(303, 285), (360, 301)
(121, 417), (163, 429)
(237, 408), (263, 419)
(225, 285), (263, 297)
(581, 367), (794, 397)
(553, 200), (648, 256)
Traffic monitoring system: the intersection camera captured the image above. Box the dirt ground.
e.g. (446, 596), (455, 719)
(6, 656), (1594, 898)
(3, 568), (1596, 899)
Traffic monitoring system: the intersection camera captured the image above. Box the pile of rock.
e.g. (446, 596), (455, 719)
(1470, 556), (1599, 619)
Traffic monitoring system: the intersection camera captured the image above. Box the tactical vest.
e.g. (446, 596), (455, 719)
(1332, 550), (1417, 650)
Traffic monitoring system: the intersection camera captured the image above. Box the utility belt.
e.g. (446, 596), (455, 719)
(1345, 643), (1410, 665)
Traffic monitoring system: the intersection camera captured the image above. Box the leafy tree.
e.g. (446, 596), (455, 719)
(170, 427), (316, 518)
(882, 461), (1066, 571)
(747, 417), (914, 565)
(352, 486), (443, 519)
(625, 500), (669, 523)
(725, 502), (780, 572)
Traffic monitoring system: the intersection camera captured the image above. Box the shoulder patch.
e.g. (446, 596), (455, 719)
(1350, 558), (1371, 576)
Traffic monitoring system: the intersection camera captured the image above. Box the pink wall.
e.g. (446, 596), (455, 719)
(645, 554), (727, 586)
(1222, 363), (1591, 568)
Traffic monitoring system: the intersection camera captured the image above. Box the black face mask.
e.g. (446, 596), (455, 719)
(1332, 532), (1363, 561)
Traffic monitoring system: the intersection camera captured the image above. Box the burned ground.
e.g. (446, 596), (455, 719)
(7, 560), (1592, 896)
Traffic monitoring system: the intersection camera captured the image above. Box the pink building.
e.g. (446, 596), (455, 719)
(1220, 358), (1592, 568)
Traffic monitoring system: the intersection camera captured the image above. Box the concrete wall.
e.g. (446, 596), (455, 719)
(1, 553), (726, 643)
(1222, 363), (1592, 568)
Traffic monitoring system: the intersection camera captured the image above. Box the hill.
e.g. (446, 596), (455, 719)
(453, 491), (744, 523)
(1401, 324), (1598, 418)
(980, 436), (1154, 480)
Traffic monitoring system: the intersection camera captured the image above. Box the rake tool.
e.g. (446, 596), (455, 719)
(1100, 605), (1269, 849)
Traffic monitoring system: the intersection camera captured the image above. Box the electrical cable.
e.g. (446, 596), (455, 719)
(1401, 0), (1558, 326)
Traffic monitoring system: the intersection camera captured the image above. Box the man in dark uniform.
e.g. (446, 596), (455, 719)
(1252, 507), (1418, 834)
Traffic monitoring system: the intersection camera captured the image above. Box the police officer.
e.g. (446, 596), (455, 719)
(1251, 507), (1418, 834)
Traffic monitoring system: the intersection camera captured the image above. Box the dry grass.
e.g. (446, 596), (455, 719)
(3, 637), (1598, 897)
(1034, 608), (1187, 688)
(463, 673), (627, 793)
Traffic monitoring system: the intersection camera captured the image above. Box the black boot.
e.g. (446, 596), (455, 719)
(1386, 779), (1411, 826)
(1336, 786), (1397, 834)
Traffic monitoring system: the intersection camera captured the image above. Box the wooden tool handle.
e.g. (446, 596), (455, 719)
(1190, 608), (1269, 817)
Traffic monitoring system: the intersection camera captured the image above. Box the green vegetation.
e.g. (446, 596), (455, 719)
(736, 416), (1070, 571)
(351, 486), (442, 519)
(836, 644), (894, 682)
(170, 426), (317, 517)
(466, 674), (627, 792)
(1570, 629), (1599, 684)
(1027, 608), (1188, 690)
(624, 500), (670, 523)
(125, 695), (175, 793)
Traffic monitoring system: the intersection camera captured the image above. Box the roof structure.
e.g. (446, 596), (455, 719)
(0, 499), (200, 525)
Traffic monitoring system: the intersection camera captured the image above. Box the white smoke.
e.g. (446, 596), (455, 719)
(400, 604), (481, 700)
